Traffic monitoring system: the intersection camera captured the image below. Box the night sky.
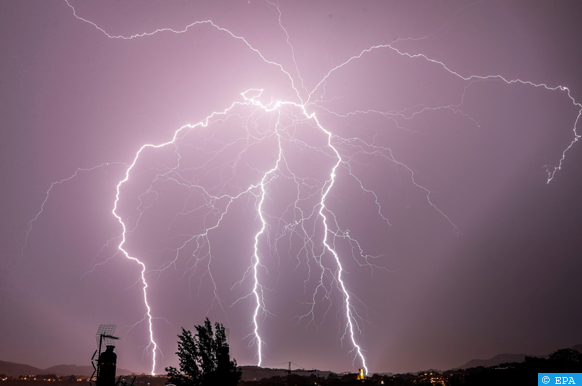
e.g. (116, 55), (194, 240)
(2, 0), (582, 376)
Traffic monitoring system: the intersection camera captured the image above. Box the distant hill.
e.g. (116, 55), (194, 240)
(43, 365), (96, 377)
(43, 365), (134, 377)
(0, 361), (43, 378)
(458, 353), (529, 369)
(0, 360), (133, 377)
(457, 345), (582, 370)
(238, 365), (331, 381)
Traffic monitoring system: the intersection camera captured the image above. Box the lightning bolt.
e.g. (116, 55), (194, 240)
(22, 162), (126, 259)
(23, 0), (581, 376)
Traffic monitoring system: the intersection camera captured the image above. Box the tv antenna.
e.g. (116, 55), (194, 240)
(91, 324), (119, 386)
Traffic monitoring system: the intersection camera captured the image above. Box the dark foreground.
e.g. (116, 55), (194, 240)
(3, 348), (582, 386)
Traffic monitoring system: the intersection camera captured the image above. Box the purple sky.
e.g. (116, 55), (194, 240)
(2, 0), (582, 376)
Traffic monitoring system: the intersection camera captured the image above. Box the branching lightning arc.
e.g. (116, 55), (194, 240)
(22, 0), (581, 376)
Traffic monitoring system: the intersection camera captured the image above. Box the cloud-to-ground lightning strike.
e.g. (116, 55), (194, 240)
(22, 1), (582, 376)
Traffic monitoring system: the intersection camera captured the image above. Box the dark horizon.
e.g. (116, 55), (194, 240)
(2, 0), (582, 376)
(0, 336), (581, 376)
(2, 343), (581, 377)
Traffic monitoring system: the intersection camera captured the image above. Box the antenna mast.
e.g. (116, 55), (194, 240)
(91, 325), (119, 386)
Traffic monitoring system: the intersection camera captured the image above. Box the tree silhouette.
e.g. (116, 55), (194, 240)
(166, 318), (241, 386)
(549, 348), (582, 364)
